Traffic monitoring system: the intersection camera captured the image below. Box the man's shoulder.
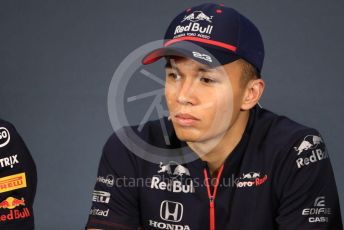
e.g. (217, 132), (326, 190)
(258, 107), (313, 132)
(253, 107), (319, 151)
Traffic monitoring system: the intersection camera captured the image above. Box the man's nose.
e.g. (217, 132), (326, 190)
(176, 78), (197, 105)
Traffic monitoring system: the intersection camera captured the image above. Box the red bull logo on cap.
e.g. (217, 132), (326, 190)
(181, 11), (213, 23)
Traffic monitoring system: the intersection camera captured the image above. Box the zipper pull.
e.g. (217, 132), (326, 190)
(209, 196), (215, 207)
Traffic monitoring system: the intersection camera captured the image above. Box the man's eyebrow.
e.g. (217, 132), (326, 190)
(165, 60), (216, 75)
(165, 61), (172, 69)
(165, 60), (182, 76)
(198, 66), (213, 72)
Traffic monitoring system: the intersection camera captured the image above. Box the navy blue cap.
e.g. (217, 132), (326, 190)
(142, 3), (265, 73)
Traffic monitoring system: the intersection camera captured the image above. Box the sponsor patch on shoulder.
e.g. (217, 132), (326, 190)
(294, 135), (328, 168)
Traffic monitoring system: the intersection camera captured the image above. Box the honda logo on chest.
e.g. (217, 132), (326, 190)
(160, 200), (183, 222)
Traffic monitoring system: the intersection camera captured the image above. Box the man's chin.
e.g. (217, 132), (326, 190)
(174, 130), (206, 143)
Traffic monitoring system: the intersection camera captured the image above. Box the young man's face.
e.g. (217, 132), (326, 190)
(165, 57), (247, 143)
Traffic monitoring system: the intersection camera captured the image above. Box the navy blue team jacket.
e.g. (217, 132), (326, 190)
(86, 106), (343, 230)
(0, 119), (37, 230)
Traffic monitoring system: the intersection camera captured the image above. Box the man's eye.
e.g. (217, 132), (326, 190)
(200, 77), (216, 84)
(168, 73), (181, 80)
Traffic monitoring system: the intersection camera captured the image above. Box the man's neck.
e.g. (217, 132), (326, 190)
(187, 110), (250, 177)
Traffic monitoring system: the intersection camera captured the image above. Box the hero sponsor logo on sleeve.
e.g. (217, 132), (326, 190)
(174, 11), (214, 39)
(294, 135), (328, 168)
(92, 190), (110, 204)
(302, 196), (331, 223)
(235, 172), (268, 188)
(149, 200), (190, 230)
(0, 154), (19, 169)
(0, 196), (31, 223)
(0, 172), (27, 193)
(0, 127), (10, 148)
(150, 162), (195, 194)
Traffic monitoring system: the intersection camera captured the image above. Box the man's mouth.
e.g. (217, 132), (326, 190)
(174, 113), (200, 126)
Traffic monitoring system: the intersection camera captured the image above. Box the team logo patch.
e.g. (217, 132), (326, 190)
(235, 172), (268, 188)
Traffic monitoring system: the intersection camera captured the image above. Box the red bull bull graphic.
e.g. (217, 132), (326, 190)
(0, 196), (30, 223)
(294, 135), (324, 155)
(158, 161), (190, 177)
(235, 172), (268, 188)
(294, 135), (328, 168)
(181, 11), (213, 23)
(0, 172), (27, 193)
(0, 197), (25, 209)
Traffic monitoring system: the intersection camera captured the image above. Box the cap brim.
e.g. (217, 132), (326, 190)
(142, 47), (190, 65)
(142, 41), (239, 67)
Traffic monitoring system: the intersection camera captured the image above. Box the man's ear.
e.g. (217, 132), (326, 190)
(241, 79), (265, 110)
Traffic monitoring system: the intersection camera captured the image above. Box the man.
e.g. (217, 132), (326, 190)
(0, 119), (37, 229)
(86, 3), (342, 230)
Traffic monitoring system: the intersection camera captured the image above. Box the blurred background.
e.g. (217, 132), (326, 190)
(0, 0), (343, 229)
